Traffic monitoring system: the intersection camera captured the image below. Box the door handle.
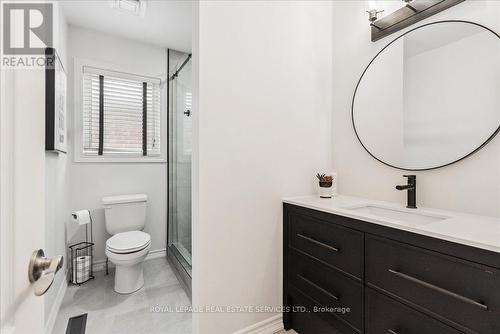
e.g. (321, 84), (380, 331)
(28, 249), (63, 296)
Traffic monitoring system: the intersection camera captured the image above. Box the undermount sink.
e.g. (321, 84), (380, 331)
(345, 204), (450, 225)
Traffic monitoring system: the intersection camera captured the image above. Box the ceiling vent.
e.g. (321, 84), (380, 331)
(111, 0), (146, 17)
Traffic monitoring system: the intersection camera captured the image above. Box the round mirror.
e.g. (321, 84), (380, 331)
(352, 21), (500, 171)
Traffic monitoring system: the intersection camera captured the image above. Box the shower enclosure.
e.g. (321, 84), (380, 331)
(167, 49), (192, 294)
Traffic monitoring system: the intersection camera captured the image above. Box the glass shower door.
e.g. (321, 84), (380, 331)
(168, 50), (192, 290)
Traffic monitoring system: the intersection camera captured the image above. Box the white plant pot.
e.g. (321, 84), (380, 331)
(318, 182), (332, 198)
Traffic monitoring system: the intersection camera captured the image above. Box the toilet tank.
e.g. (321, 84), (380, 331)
(102, 194), (147, 235)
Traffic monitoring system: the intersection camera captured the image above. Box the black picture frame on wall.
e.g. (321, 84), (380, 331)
(45, 47), (67, 153)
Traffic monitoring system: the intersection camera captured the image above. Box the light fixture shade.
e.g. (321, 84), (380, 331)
(110, 0), (146, 17)
(366, 9), (384, 23)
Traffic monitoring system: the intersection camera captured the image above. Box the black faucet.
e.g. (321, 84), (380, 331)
(395, 175), (417, 209)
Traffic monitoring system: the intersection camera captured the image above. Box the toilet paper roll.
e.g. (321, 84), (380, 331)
(72, 256), (91, 284)
(71, 210), (91, 226)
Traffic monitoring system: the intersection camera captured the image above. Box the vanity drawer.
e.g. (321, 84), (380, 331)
(366, 235), (500, 333)
(288, 212), (363, 279)
(366, 287), (461, 334)
(288, 248), (363, 330)
(287, 285), (360, 334)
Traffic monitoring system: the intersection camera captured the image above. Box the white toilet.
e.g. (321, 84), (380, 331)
(103, 194), (151, 294)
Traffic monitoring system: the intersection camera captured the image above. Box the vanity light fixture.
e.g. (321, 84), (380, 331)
(366, 9), (384, 24)
(402, 0), (418, 13)
(368, 0), (464, 42)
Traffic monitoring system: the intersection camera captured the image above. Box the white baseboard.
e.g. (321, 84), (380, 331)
(93, 248), (166, 272)
(1, 325), (15, 334)
(146, 248), (167, 260)
(233, 315), (283, 334)
(45, 272), (68, 334)
(93, 258), (110, 272)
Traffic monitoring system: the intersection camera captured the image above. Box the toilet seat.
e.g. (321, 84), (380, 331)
(106, 231), (151, 254)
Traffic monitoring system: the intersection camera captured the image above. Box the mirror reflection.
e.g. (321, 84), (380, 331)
(353, 21), (500, 170)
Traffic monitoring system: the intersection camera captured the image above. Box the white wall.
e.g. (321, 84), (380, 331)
(45, 1), (70, 324)
(192, 1), (333, 333)
(332, 1), (500, 217)
(67, 26), (168, 262)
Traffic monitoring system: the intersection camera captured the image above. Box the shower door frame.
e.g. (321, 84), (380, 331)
(166, 49), (192, 297)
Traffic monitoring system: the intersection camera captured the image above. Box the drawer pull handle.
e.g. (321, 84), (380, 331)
(388, 269), (488, 311)
(388, 330), (399, 334)
(297, 234), (339, 252)
(297, 274), (339, 301)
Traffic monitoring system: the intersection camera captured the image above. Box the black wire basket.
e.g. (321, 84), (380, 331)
(68, 211), (95, 285)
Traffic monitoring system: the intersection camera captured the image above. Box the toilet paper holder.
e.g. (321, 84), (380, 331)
(28, 249), (63, 296)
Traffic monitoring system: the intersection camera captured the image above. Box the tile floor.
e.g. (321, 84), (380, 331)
(53, 258), (191, 334)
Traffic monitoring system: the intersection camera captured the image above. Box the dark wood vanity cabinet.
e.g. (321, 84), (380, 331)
(283, 203), (500, 334)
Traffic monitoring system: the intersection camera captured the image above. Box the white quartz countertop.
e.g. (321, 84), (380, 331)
(283, 195), (500, 254)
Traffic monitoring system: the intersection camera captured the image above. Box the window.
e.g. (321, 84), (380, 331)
(81, 66), (161, 158)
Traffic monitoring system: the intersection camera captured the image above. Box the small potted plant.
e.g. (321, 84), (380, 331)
(316, 173), (333, 198)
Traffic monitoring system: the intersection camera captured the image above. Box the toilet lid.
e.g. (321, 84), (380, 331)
(106, 231), (151, 253)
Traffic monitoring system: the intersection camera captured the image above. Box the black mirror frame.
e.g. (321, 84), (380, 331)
(351, 20), (500, 171)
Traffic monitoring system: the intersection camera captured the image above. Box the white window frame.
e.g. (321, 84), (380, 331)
(73, 57), (166, 163)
